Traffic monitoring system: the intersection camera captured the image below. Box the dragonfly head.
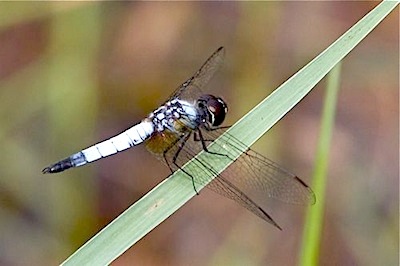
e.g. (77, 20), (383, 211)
(197, 94), (228, 128)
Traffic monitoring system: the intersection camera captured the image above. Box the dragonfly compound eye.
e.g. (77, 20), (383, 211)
(198, 94), (228, 127)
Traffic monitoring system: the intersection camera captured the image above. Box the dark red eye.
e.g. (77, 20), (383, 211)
(198, 94), (228, 127)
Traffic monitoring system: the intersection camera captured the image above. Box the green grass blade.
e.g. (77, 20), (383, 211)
(299, 63), (341, 266)
(62, 1), (398, 265)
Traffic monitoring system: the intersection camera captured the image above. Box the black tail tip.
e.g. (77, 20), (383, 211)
(42, 163), (67, 174)
(42, 166), (53, 174)
(42, 158), (74, 174)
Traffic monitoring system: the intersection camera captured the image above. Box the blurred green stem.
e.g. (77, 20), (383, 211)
(299, 63), (341, 266)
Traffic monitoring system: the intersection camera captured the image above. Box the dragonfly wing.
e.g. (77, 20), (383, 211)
(167, 47), (225, 102)
(209, 174), (282, 229)
(160, 128), (282, 228)
(201, 128), (316, 205)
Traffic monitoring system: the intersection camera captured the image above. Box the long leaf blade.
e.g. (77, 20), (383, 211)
(62, 1), (398, 265)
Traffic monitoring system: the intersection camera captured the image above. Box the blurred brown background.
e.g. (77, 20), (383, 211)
(0, 2), (398, 266)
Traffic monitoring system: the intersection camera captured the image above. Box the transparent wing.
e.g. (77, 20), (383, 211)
(201, 128), (316, 205)
(157, 126), (315, 228)
(167, 47), (225, 102)
(157, 130), (281, 228)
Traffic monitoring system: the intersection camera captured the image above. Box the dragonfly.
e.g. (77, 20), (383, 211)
(43, 47), (315, 229)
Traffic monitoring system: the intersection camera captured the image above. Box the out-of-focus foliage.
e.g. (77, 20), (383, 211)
(0, 2), (398, 266)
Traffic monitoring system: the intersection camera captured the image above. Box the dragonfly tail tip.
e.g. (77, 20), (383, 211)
(42, 167), (51, 174)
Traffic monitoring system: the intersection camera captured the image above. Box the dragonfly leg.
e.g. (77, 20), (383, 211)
(163, 132), (200, 195)
(194, 129), (231, 159)
(162, 138), (181, 174)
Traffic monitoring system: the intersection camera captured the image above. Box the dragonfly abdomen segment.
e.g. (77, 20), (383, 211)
(42, 121), (154, 174)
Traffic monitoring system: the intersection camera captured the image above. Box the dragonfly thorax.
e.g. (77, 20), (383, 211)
(197, 94), (228, 128)
(149, 99), (200, 134)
